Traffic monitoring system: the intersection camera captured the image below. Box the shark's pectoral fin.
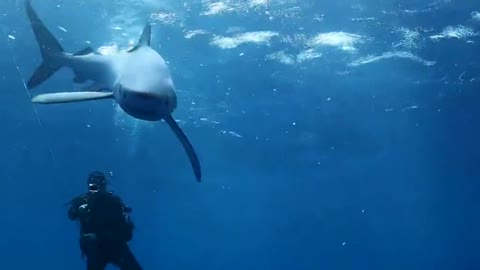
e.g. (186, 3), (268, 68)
(31, 91), (114, 104)
(164, 115), (202, 182)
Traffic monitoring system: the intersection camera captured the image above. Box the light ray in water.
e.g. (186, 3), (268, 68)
(113, 104), (142, 156)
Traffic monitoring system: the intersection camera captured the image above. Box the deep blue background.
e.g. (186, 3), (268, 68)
(0, 0), (479, 269)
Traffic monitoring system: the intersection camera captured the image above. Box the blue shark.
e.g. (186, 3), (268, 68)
(24, 0), (201, 182)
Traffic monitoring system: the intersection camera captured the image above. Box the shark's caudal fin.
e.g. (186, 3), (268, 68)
(127, 23), (152, 53)
(25, 0), (93, 89)
(25, 0), (94, 89)
(31, 91), (114, 104)
(25, 0), (66, 89)
(164, 115), (202, 182)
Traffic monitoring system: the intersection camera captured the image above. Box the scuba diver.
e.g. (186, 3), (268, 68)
(66, 171), (142, 270)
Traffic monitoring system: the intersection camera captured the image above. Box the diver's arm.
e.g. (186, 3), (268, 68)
(67, 195), (86, 220)
(67, 204), (79, 220)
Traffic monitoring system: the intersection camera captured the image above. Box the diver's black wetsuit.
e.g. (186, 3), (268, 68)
(67, 191), (142, 270)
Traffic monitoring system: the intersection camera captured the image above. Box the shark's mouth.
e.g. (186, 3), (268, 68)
(118, 91), (172, 121)
(131, 91), (164, 100)
(115, 82), (177, 121)
(120, 101), (166, 121)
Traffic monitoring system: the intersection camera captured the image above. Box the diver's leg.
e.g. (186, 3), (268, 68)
(86, 257), (107, 270)
(113, 244), (142, 270)
(81, 235), (106, 270)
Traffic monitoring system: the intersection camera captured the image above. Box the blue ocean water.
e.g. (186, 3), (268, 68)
(0, 0), (479, 269)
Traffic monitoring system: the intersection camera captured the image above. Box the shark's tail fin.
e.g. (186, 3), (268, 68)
(25, 0), (65, 89)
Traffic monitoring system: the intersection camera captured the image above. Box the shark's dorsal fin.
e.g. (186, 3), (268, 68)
(73, 46), (94, 56)
(127, 23), (151, 53)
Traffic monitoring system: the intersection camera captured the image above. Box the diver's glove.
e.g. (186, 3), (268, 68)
(79, 204), (89, 213)
(83, 233), (96, 241)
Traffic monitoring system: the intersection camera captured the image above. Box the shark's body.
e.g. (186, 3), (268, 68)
(25, 0), (201, 182)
